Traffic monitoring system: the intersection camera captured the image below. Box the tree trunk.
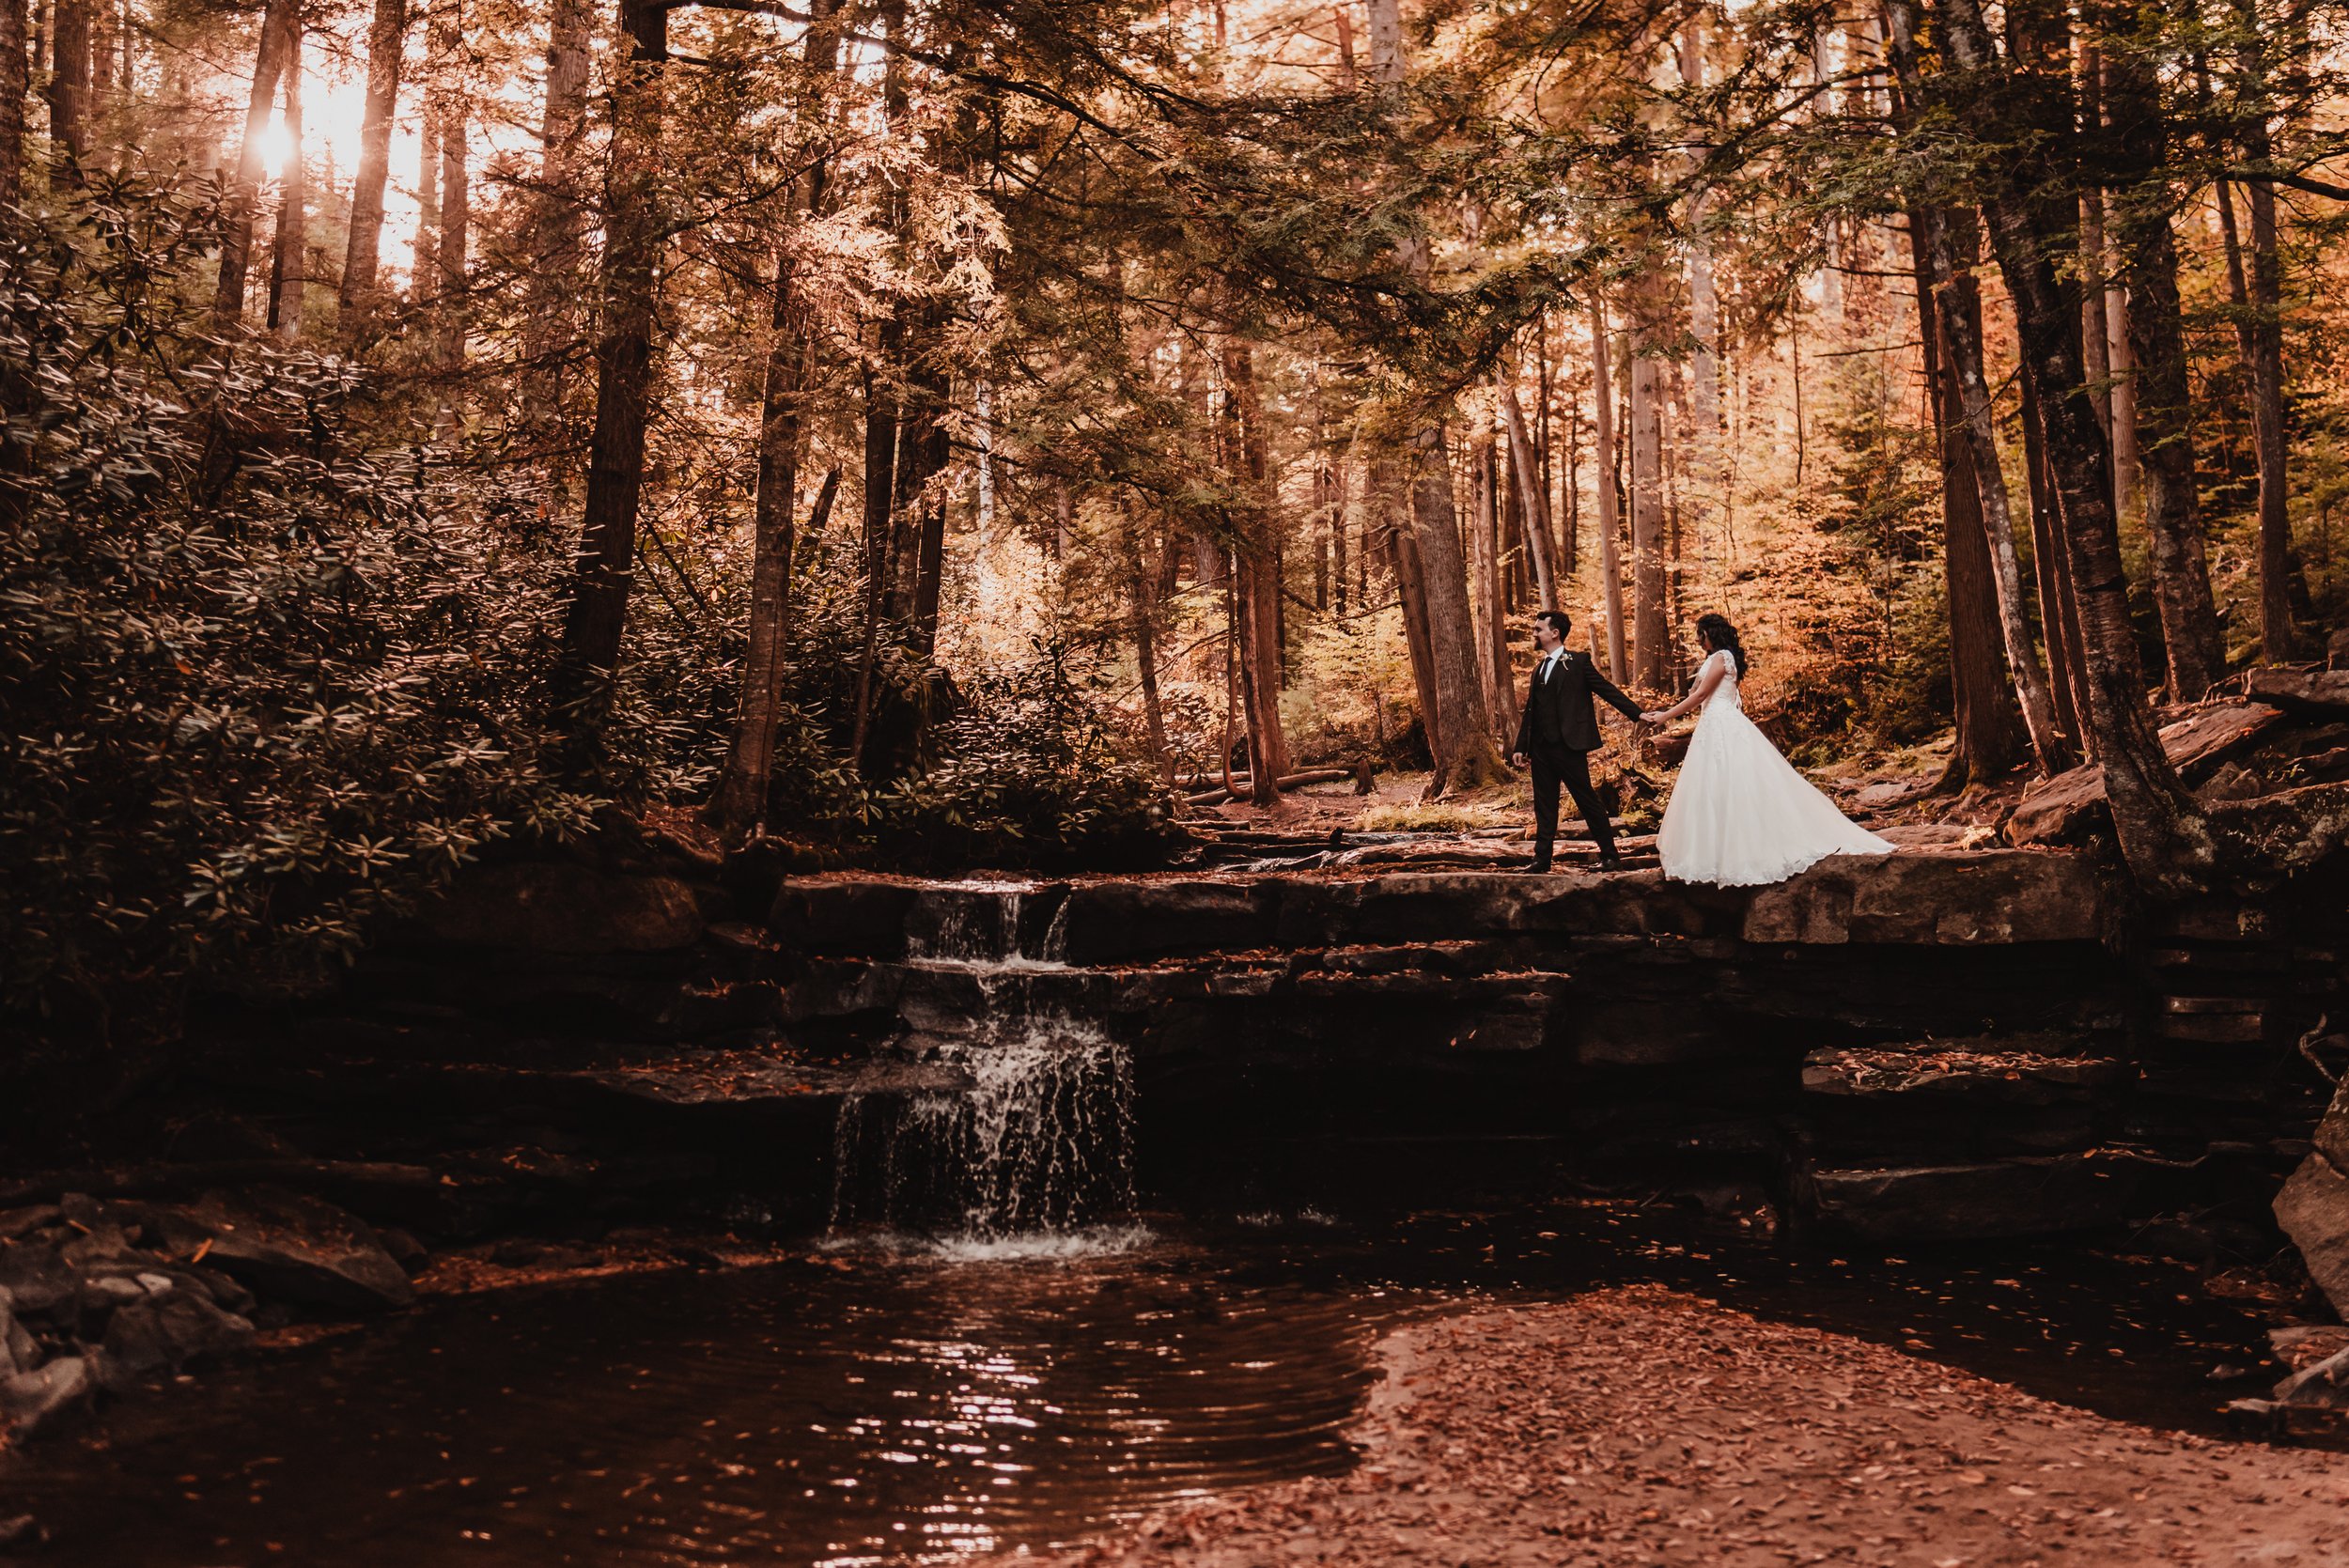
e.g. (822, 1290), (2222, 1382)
(1380, 462), (1443, 768)
(707, 236), (817, 832)
(337, 0), (408, 326)
(1130, 520), (1173, 784)
(516, 0), (594, 445)
(1364, 0), (1501, 792)
(46, 0), (85, 163)
(2105, 34), (2224, 699)
(552, 0), (665, 716)
(848, 348), (900, 765)
(211, 0), (294, 321)
(1407, 419), (1506, 792)
(1627, 309), (1668, 690)
(2234, 54), (2296, 662)
(0, 0), (29, 205)
(264, 32), (303, 340)
(1471, 427), (1511, 731)
(1225, 334), (1288, 802)
(1936, 0), (2212, 892)
(429, 0), (466, 377)
(1591, 296), (1626, 679)
(1910, 207), (2026, 786)
(1883, 0), (2072, 774)
(1501, 382), (1558, 608)
(1680, 19), (1724, 567)
(2020, 370), (2085, 750)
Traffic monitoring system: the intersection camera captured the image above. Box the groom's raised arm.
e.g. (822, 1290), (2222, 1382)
(1588, 666), (1644, 723)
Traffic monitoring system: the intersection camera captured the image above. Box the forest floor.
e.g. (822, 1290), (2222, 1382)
(994, 1285), (2349, 1568)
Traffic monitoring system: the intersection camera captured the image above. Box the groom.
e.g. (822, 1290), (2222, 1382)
(1510, 610), (1646, 875)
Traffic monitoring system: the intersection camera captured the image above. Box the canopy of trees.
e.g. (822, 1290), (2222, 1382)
(5, 0), (2349, 1043)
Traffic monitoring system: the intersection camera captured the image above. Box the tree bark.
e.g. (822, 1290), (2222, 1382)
(1407, 419), (1506, 792)
(1910, 208), (2026, 786)
(1627, 306), (1668, 690)
(552, 0), (665, 716)
(1501, 381), (1558, 609)
(1379, 459), (1443, 769)
(337, 0), (408, 326)
(2105, 33), (2224, 699)
(46, 0), (85, 163)
(516, 0), (594, 445)
(1225, 334), (1289, 802)
(1935, 0), (2212, 891)
(1470, 427), (1511, 732)
(0, 0), (30, 205)
(2234, 37), (2297, 662)
(264, 32), (303, 340)
(429, 0), (465, 377)
(1591, 296), (1626, 680)
(211, 0), (295, 322)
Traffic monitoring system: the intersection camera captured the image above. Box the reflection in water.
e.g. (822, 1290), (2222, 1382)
(0, 1205), (2293, 1567)
(4, 1244), (1390, 1568)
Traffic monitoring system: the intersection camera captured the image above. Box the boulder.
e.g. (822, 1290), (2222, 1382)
(2276, 1148), (2349, 1319)
(0, 1355), (91, 1436)
(2010, 702), (2285, 846)
(160, 1188), (414, 1312)
(97, 1289), (254, 1389)
(2246, 665), (2349, 717)
(420, 862), (704, 954)
(0, 1241), (79, 1314)
(0, 1206), (57, 1241)
(1742, 850), (2105, 946)
(1798, 1152), (2146, 1240)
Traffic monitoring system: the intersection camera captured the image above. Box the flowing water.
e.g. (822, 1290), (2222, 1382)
(0, 882), (2308, 1564)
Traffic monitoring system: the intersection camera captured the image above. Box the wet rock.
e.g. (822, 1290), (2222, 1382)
(2269, 1326), (2349, 1372)
(420, 862), (704, 954)
(0, 1206), (57, 1241)
(97, 1289), (254, 1390)
(162, 1188), (414, 1312)
(1800, 1039), (2123, 1104)
(0, 1514), (37, 1552)
(0, 1355), (91, 1436)
(1798, 1152), (2146, 1241)
(1742, 851), (2106, 945)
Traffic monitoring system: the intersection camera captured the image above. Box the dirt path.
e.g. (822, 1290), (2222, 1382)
(999, 1285), (2349, 1567)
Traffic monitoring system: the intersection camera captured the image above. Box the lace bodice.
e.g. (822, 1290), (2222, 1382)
(1701, 648), (1742, 711)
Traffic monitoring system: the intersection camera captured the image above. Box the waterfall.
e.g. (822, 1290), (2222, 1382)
(829, 1021), (1137, 1241)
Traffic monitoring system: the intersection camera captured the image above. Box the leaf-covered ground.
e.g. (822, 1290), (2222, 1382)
(1000, 1285), (2349, 1567)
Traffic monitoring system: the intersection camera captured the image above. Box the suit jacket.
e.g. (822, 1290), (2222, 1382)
(1514, 648), (1643, 755)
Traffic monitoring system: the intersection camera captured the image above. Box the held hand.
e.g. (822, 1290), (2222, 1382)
(1510, 752), (1527, 768)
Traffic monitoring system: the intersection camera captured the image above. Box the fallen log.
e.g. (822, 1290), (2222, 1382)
(1183, 767), (1361, 806)
(2247, 666), (2349, 718)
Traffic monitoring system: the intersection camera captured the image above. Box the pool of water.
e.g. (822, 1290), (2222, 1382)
(1, 1203), (2289, 1567)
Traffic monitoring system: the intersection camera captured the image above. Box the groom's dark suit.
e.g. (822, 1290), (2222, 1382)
(1514, 647), (1643, 870)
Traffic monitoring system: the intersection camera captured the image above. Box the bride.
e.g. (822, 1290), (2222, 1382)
(1641, 613), (1893, 887)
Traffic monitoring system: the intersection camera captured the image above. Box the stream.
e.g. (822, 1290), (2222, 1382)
(0, 1205), (2286, 1568)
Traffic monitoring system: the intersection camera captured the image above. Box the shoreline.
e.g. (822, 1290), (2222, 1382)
(994, 1285), (2349, 1567)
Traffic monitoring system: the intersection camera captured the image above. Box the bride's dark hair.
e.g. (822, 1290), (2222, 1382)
(1695, 613), (1749, 677)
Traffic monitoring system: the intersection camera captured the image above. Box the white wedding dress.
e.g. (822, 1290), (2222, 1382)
(1657, 649), (1894, 886)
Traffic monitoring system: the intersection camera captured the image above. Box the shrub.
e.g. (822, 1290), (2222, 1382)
(0, 185), (606, 1048)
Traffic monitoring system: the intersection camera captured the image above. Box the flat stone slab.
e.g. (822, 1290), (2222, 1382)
(776, 849), (2108, 965)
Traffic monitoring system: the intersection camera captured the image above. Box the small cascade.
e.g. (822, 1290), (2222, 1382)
(904, 880), (1071, 972)
(828, 1020), (1137, 1241)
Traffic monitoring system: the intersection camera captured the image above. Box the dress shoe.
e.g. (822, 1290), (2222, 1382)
(1597, 850), (1624, 873)
(1522, 859), (1553, 875)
